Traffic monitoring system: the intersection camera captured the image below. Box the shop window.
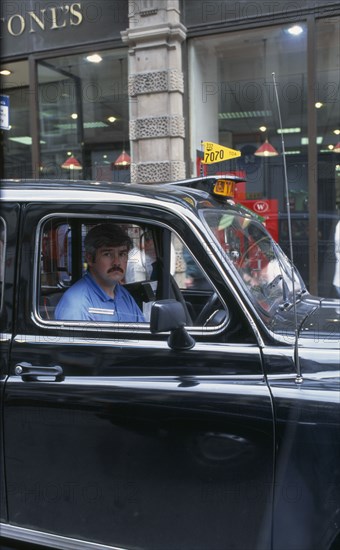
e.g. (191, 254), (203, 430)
(1, 60), (32, 179)
(316, 16), (340, 296)
(189, 25), (308, 205)
(189, 15), (340, 297)
(37, 49), (130, 181)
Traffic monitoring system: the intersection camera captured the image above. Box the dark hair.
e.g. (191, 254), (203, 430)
(84, 224), (132, 262)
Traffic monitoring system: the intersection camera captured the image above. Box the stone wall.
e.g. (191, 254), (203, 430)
(122, 0), (187, 183)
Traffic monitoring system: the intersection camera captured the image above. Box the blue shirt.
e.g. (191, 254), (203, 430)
(55, 272), (145, 323)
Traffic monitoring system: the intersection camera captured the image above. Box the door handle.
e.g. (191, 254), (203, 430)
(15, 362), (64, 382)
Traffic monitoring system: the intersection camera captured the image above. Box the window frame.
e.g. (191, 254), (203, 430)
(33, 212), (231, 337)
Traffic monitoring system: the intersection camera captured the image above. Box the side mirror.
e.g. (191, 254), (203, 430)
(150, 299), (195, 351)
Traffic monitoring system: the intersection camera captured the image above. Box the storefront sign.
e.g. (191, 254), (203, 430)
(1, 0), (128, 57)
(0, 95), (10, 130)
(2, 3), (83, 36)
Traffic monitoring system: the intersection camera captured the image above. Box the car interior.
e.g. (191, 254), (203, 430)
(37, 217), (228, 329)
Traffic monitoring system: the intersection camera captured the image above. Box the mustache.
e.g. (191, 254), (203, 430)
(108, 266), (124, 273)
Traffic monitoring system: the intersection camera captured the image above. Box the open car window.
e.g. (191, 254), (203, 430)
(38, 218), (158, 323)
(36, 215), (230, 332)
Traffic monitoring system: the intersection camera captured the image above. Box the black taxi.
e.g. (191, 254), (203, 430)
(0, 177), (339, 550)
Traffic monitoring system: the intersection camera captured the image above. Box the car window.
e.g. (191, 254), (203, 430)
(37, 215), (229, 332)
(38, 217), (158, 323)
(201, 209), (304, 318)
(173, 238), (212, 291)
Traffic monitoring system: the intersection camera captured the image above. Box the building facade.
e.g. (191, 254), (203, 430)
(1, 0), (339, 296)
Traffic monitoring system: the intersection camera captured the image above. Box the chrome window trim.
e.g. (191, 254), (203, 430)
(0, 523), (125, 550)
(32, 212), (231, 337)
(0, 332), (12, 342)
(14, 334), (262, 356)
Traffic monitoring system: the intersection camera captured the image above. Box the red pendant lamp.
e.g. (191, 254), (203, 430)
(61, 156), (82, 170)
(113, 58), (131, 169)
(334, 142), (340, 153)
(254, 139), (279, 157)
(114, 150), (131, 167)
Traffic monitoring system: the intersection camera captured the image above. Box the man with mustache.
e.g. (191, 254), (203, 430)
(55, 224), (145, 322)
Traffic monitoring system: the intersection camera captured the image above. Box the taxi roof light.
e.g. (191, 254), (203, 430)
(213, 179), (235, 197)
(167, 175), (246, 199)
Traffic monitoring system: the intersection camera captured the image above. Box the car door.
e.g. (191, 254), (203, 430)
(4, 201), (275, 550)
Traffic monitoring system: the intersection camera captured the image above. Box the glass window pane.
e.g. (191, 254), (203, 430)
(316, 16), (340, 297)
(189, 24), (309, 284)
(38, 218), (148, 323)
(37, 49), (130, 181)
(189, 24), (308, 194)
(1, 60), (32, 178)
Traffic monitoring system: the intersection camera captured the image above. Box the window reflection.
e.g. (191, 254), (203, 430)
(316, 17), (340, 296)
(189, 17), (339, 297)
(189, 25), (308, 205)
(37, 49), (130, 181)
(1, 60), (32, 178)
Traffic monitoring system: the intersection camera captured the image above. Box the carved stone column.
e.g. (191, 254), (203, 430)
(122, 0), (187, 183)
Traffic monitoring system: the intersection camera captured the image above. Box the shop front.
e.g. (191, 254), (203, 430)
(1, 0), (339, 296)
(184, 1), (340, 296)
(1, 0), (131, 182)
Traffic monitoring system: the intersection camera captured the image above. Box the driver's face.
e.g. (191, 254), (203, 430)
(87, 245), (129, 291)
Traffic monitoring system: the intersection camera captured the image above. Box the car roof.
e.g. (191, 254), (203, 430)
(0, 176), (252, 218)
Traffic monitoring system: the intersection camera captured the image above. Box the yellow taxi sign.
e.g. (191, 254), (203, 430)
(213, 179), (235, 197)
(201, 141), (241, 164)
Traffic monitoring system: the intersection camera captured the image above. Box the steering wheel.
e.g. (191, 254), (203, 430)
(195, 292), (225, 326)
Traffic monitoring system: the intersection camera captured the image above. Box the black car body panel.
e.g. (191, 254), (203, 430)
(0, 179), (339, 550)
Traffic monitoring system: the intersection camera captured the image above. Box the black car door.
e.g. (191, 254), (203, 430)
(4, 201), (275, 550)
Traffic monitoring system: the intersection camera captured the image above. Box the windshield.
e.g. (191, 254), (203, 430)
(201, 209), (305, 316)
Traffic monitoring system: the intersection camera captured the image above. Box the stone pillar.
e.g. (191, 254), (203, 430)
(122, 0), (187, 183)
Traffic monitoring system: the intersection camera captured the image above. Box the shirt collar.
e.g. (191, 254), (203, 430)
(84, 271), (119, 302)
